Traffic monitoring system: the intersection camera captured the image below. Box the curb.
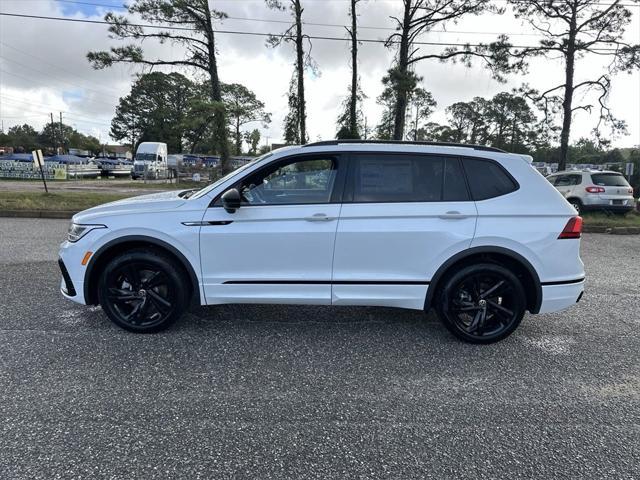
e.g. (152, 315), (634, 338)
(0, 210), (76, 219)
(582, 225), (640, 235)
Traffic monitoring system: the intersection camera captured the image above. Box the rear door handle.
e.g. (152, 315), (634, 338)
(438, 211), (469, 220)
(304, 213), (335, 222)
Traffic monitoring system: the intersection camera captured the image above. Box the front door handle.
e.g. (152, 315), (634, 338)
(304, 213), (335, 222)
(438, 211), (469, 220)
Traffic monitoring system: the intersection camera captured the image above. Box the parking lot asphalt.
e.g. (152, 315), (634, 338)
(0, 218), (638, 479)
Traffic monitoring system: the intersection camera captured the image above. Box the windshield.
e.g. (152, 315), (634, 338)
(189, 153), (273, 200)
(135, 153), (157, 162)
(591, 173), (629, 187)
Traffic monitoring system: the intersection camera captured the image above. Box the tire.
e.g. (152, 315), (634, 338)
(435, 263), (527, 344)
(568, 198), (582, 214)
(97, 249), (189, 333)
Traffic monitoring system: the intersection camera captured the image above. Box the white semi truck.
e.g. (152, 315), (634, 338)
(132, 142), (177, 180)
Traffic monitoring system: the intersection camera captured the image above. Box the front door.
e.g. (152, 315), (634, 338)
(199, 154), (345, 305)
(331, 153), (477, 309)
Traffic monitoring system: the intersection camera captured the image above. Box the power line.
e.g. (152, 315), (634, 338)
(0, 11), (627, 51)
(46, 0), (640, 34)
(40, 0), (546, 36)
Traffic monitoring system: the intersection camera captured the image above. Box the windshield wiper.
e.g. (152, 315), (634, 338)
(178, 189), (198, 199)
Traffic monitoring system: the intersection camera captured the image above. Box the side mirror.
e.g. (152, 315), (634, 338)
(221, 188), (241, 213)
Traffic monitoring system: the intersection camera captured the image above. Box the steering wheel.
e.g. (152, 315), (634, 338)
(243, 183), (266, 204)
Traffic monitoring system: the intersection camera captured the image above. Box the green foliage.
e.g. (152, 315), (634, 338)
(222, 83), (271, 155)
(0, 123), (99, 154)
(2, 124), (42, 152)
(109, 72), (269, 155)
(375, 68), (438, 141)
(110, 72), (195, 152)
(244, 129), (262, 155)
(283, 74), (303, 144)
(421, 92), (543, 153)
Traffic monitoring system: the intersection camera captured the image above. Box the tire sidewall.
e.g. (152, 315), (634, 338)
(437, 263), (526, 344)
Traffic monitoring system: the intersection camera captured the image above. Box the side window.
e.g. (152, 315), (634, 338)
(463, 158), (518, 200)
(547, 176), (558, 186)
(350, 154), (451, 203)
(239, 157), (337, 205)
(570, 175), (582, 186)
(555, 175), (571, 187)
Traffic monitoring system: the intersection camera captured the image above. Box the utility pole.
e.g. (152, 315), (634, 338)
(59, 112), (64, 154)
(50, 113), (56, 152)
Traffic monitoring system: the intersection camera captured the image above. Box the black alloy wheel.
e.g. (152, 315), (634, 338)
(98, 249), (188, 333)
(437, 263), (526, 344)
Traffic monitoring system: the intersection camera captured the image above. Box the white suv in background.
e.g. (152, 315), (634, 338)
(59, 141), (585, 343)
(547, 170), (634, 215)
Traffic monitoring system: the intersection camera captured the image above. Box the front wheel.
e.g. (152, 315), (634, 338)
(98, 249), (189, 333)
(436, 264), (526, 344)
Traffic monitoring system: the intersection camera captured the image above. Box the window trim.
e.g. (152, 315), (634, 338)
(209, 152), (348, 208)
(343, 152), (474, 204)
(458, 155), (520, 201)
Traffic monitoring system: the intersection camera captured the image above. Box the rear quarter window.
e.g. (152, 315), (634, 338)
(591, 173), (629, 187)
(462, 158), (518, 200)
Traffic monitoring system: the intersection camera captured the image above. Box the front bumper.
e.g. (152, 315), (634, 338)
(538, 279), (585, 314)
(58, 258), (76, 297)
(58, 240), (90, 305)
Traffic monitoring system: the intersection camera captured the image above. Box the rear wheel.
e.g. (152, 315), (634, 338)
(436, 264), (526, 344)
(97, 249), (189, 333)
(568, 198), (582, 214)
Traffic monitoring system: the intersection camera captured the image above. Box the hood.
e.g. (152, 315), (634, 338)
(73, 190), (188, 223)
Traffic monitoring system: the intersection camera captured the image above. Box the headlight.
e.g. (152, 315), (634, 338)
(68, 223), (106, 243)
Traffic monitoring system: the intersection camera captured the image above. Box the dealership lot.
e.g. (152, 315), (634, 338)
(0, 218), (638, 479)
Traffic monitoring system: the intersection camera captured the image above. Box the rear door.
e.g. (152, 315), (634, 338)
(331, 153), (477, 310)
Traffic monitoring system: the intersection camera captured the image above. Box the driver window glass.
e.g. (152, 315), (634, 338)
(241, 157), (337, 205)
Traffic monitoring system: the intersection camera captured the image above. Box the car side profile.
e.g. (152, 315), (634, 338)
(59, 140), (585, 343)
(546, 169), (634, 215)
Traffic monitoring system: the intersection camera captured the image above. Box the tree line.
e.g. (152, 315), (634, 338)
(0, 122), (100, 154)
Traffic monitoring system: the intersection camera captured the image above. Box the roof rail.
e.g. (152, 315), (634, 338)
(301, 139), (507, 153)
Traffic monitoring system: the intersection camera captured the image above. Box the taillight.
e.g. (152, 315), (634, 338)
(585, 186), (605, 193)
(558, 216), (583, 239)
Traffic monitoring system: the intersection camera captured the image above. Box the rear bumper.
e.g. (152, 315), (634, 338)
(538, 279), (585, 314)
(582, 204), (634, 213)
(582, 196), (634, 212)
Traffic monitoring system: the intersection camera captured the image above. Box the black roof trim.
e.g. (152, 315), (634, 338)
(301, 139), (507, 153)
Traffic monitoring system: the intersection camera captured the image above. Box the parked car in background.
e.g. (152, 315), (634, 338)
(59, 140), (585, 344)
(546, 170), (634, 215)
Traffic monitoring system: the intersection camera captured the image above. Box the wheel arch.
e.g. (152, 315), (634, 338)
(84, 235), (201, 306)
(425, 246), (542, 314)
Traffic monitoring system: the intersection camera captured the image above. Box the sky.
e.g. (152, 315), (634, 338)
(0, 0), (639, 150)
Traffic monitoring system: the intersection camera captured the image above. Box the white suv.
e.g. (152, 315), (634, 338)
(546, 170), (634, 215)
(59, 141), (585, 343)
